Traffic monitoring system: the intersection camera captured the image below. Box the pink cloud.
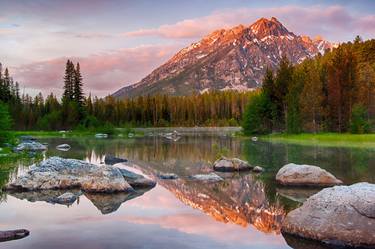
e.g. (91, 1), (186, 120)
(12, 44), (181, 97)
(123, 5), (375, 42)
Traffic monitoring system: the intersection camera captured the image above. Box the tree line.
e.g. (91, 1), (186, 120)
(0, 61), (254, 133)
(243, 37), (375, 134)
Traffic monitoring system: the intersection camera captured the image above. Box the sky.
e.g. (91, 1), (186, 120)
(1, 0), (375, 97)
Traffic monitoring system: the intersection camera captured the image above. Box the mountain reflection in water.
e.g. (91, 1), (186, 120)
(0, 135), (374, 249)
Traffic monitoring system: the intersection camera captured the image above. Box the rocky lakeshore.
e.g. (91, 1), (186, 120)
(6, 157), (156, 193)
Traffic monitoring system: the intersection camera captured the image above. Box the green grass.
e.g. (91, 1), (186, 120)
(12, 130), (96, 138)
(261, 133), (375, 148)
(10, 128), (144, 139)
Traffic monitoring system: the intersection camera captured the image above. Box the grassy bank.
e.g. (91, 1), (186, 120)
(10, 128), (142, 139)
(262, 133), (375, 148)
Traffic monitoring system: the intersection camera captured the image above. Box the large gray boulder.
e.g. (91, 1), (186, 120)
(213, 157), (253, 172)
(282, 183), (375, 248)
(14, 141), (47, 152)
(276, 163), (342, 187)
(6, 157), (134, 193)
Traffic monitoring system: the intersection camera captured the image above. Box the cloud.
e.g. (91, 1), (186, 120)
(52, 31), (113, 39)
(123, 5), (375, 42)
(12, 44), (181, 97)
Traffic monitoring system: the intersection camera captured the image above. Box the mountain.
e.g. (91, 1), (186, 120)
(113, 17), (334, 98)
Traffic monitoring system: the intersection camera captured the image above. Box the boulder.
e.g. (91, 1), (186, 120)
(157, 172), (179, 180)
(190, 173), (223, 182)
(253, 166), (264, 173)
(104, 155), (128, 165)
(56, 144), (71, 151)
(6, 157), (134, 193)
(95, 133), (108, 138)
(282, 183), (375, 248)
(52, 192), (78, 205)
(213, 157), (252, 172)
(14, 141), (47, 152)
(118, 168), (156, 188)
(276, 163), (342, 187)
(0, 229), (30, 242)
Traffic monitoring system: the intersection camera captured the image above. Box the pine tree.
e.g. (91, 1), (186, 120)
(62, 60), (75, 104)
(73, 62), (84, 108)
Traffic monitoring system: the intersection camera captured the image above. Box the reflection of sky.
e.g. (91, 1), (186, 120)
(0, 185), (290, 249)
(2, 136), (374, 248)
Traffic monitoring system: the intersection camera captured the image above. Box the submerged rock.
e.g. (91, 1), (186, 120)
(14, 141), (47, 152)
(213, 157), (253, 172)
(157, 172), (179, 180)
(190, 173), (223, 182)
(56, 144), (71, 151)
(6, 157), (134, 193)
(104, 155), (128, 165)
(0, 229), (30, 242)
(276, 163), (342, 187)
(118, 168), (156, 188)
(282, 182), (375, 248)
(95, 133), (108, 138)
(277, 187), (321, 203)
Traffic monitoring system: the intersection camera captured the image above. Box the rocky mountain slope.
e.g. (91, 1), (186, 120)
(113, 17), (334, 98)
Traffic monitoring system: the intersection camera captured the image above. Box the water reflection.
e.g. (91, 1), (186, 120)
(0, 136), (374, 249)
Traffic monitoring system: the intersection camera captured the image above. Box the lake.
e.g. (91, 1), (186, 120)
(0, 134), (374, 249)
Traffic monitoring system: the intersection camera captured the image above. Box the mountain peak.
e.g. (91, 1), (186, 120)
(250, 17), (292, 38)
(113, 17), (334, 98)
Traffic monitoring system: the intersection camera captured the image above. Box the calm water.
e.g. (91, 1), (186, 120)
(0, 135), (374, 249)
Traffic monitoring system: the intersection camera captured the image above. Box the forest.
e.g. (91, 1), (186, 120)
(243, 37), (375, 135)
(1, 38), (374, 139)
(0, 60), (253, 136)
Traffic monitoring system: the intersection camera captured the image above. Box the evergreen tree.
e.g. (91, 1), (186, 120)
(62, 60), (75, 104)
(73, 62), (84, 108)
(0, 101), (12, 143)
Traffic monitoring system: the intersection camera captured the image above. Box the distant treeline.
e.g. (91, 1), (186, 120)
(243, 37), (375, 134)
(0, 61), (253, 131)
